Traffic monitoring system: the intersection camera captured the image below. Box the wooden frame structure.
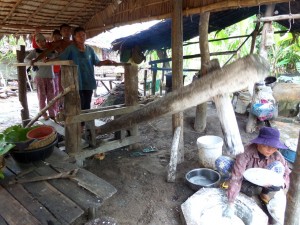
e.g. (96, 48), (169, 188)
(15, 47), (140, 166)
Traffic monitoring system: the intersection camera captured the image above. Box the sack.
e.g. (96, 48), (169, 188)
(251, 102), (275, 121)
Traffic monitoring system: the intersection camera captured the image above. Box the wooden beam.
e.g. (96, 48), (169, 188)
(210, 59), (244, 156)
(96, 55), (269, 136)
(85, 0), (290, 37)
(14, 62), (129, 67)
(255, 14), (300, 23)
(149, 51), (237, 64)
(65, 106), (139, 124)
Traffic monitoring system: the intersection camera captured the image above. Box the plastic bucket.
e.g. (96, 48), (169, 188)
(197, 135), (223, 169)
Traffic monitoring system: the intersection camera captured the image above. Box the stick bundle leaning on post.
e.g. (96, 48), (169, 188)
(25, 85), (75, 128)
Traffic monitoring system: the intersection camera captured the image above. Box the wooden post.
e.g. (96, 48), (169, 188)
(143, 69), (147, 96)
(151, 64), (157, 95)
(61, 65), (81, 154)
(124, 64), (139, 150)
(194, 12), (210, 132)
(204, 59), (244, 156)
(96, 55), (269, 136)
(246, 4), (275, 133)
(167, 126), (181, 182)
(157, 49), (169, 96)
(171, 0), (184, 163)
(16, 45), (30, 127)
(285, 131), (300, 225)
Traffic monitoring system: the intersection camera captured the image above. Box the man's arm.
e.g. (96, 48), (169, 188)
(95, 59), (117, 67)
(32, 42), (60, 64)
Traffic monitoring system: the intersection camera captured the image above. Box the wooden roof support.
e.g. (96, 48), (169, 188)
(246, 4), (275, 133)
(255, 14), (300, 22)
(194, 12), (210, 132)
(16, 45), (30, 127)
(171, 0), (184, 164)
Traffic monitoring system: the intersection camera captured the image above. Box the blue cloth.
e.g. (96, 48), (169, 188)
(59, 44), (100, 90)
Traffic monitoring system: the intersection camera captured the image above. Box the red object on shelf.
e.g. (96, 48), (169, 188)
(26, 125), (55, 140)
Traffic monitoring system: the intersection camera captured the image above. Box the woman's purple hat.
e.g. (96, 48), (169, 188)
(251, 127), (288, 149)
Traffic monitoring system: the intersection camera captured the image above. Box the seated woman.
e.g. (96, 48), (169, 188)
(216, 126), (290, 225)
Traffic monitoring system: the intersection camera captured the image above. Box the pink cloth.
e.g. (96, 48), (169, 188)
(227, 144), (290, 203)
(34, 77), (56, 117)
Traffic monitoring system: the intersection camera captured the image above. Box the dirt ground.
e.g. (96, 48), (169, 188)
(0, 91), (299, 225)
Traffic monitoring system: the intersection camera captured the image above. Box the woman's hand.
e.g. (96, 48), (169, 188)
(223, 203), (235, 218)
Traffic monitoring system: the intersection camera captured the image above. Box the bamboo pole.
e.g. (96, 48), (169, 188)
(95, 55), (269, 136)
(255, 14), (300, 23)
(25, 85), (74, 128)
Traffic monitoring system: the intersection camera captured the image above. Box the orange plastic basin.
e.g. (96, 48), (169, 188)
(26, 125), (55, 140)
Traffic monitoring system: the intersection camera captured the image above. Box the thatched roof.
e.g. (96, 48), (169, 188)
(0, 0), (290, 38)
(111, 1), (300, 52)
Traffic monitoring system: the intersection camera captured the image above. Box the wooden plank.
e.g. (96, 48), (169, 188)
(0, 186), (41, 225)
(72, 169), (117, 201)
(65, 105), (139, 124)
(0, 215), (8, 225)
(33, 163), (103, 211)
(4, 184), (61, 225)
(44, 149), (116, 206)
(0, 169), (60, 225)
(23, 180), (84, 224)
(14, 60), (74, 67)
(75, 136), (140, 160)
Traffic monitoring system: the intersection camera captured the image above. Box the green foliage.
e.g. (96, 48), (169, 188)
(0, 133), (15, 156)
(2, 125), (33, 143)
(269, 30), (300, 74)
(0, 124), (37, 156)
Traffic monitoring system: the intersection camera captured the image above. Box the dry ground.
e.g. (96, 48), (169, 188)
(1, 92), (299, 225)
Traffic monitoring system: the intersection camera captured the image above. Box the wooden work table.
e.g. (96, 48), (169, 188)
(0, 148), (117, 225)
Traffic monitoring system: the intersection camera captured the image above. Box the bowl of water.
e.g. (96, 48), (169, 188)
(185, 168), (221, 191)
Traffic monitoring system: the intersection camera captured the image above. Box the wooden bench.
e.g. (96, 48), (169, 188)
(0, 148), (117, 225)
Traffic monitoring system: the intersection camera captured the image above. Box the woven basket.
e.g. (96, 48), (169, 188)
(27, 131), (57, 150)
